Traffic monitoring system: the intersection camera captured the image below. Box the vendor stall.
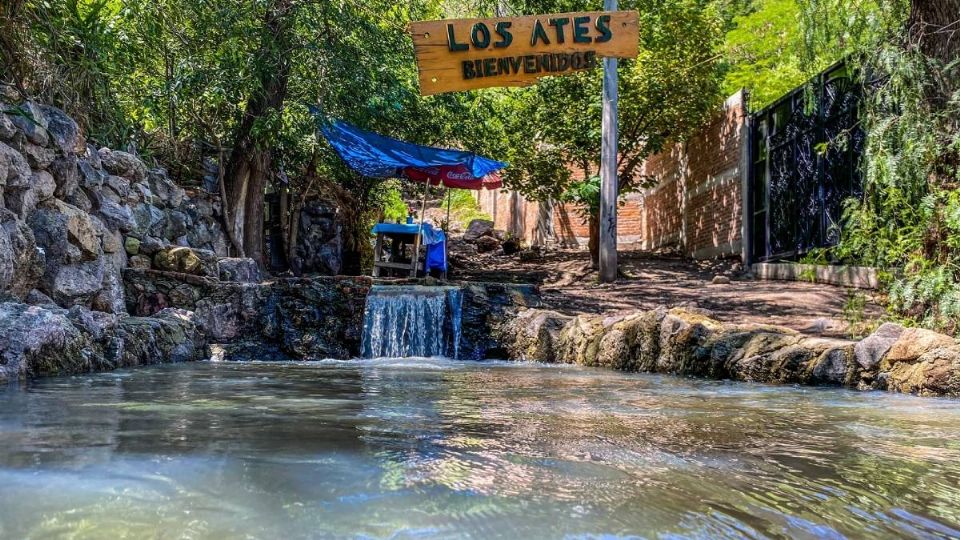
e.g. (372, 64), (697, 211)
(320, 120), (506, 278)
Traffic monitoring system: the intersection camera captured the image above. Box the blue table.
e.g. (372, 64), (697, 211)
(370, 222), (430, 277)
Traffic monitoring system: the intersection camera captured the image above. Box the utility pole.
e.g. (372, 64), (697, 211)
(599, 0), (619, 282)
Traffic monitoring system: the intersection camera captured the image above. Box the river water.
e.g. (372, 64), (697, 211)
(1, 359), (960, 539)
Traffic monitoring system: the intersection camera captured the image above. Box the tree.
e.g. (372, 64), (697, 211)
(496, 0), (725, 266)
(802, 0), (960, 331)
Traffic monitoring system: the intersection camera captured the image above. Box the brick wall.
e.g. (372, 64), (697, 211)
(477, 90), (748, 259)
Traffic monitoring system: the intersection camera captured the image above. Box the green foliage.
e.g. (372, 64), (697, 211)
(380, 181), (409, 223)
(802, 0), (960, 333)
(496, 0), (725, 202)
(442, 189), (491, 230)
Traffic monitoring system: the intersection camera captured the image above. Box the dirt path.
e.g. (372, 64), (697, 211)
(451, 247), (883, 338)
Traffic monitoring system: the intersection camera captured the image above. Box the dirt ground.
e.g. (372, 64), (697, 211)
(451, 247), (884, 338)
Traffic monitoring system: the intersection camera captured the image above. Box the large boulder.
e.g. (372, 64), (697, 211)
(98, 147), (147, 182)
(498, 308), (572, 362)
(0, 302), (88, 380)
(553, 314), (606, 365)
(475, 235), (501, 253)
(883, 327), (956, 365)
(596, 308), (666, 371)
(854, 322), (904, 370)
(657, 309), (723, 375)
(0, 302), (206, 382)
(91, 190), (137, 233)
(30, 199), (102, 261)
(47, 259), (105, 307)
(131, 202), (165, 237)
(463, 219), (494, 242)
(885, 346), (960, 396)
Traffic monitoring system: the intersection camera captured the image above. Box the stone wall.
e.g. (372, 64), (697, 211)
(497, 307), (960, 397)
(0, 98), (238, 381)
(124, 270), (371, 359)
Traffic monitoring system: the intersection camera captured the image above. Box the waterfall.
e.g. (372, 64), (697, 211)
(361, 286), (464, 359)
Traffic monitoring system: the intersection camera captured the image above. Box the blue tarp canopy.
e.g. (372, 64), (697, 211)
(320, 120), (506, 180)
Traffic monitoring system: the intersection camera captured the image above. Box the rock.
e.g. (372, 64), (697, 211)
(884, 327), (955, 364)
(0, 141), (30, 187)
(147, 168), (184, 208)
(554, 314), (606, 365)
(6, 101), (49, 146)
(132, 203), (165, 236)
(98, 148), (147, 182)
(475, 235), (500, 253)
(886, 346), (960, 396)
(124, 236), (141, 255)
(218, 258), (262, 283)
(139, 235), (166, 255)
(28, 200), (99, 268)
(38, 104), (80, 155)
(4, 187), (38, 219)
(48, 259), (105, 306)
(66, 305), (118, 340)
(855, 322), (904, 369)
(104, 174), (131, 199)
(78, 158), (105, 189)
(16, 141), (56, 169)
(32, 170), (56, 200)
(91, 270), (125, 314)
(502, 237), (522, 255)
(65, 188), (92, 212)
(84, 143), (102, 168)
(0, 110), (15, 140)
(0, 210), (43, 299)
(92, 191), (137, 233)
(498, 308), (572, 362)
(597, 308), (666, 371)
(24, 288), (55, 306)
(132, 181), (155, 205)
(0, 302), (86, 380)
(0, 301), (206, 382)
(291, 200), (341, 275)
(129, 255), (151, 269)
(518, 248), (543, 262)
(98, 222), (122, 254)
(711, 275), (731, 285)
(153, 246), (218, 277)
(463, 219), (494, 242)
(160, 209), (189, 240)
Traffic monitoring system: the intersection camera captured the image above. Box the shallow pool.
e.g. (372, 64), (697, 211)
(1, 359), (960, 539)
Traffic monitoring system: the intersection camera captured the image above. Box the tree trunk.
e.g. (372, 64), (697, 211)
(588, 213), (600, 270)
(909, 0), (960, 63)
(222, 0), (293, 267)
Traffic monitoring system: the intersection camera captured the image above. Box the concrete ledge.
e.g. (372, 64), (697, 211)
(752, 262), (878, 289)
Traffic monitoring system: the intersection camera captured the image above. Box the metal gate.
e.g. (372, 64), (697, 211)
(748, 62), (865, 262)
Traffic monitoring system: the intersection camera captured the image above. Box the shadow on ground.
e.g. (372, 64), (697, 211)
(452, 249), (883, 338)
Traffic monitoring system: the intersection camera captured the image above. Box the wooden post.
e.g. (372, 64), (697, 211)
(413, 181), (429, 277)
(599, 0), (619, 283)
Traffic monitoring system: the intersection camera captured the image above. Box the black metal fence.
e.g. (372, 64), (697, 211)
(748, 62), (865, 263)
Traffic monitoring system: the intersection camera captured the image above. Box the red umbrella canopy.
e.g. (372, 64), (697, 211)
(402, 164), (502, 190)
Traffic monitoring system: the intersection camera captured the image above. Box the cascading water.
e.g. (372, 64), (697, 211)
(361, 285), (463, 358)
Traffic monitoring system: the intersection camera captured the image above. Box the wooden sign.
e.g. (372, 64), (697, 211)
(409, 11), (639, 96)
